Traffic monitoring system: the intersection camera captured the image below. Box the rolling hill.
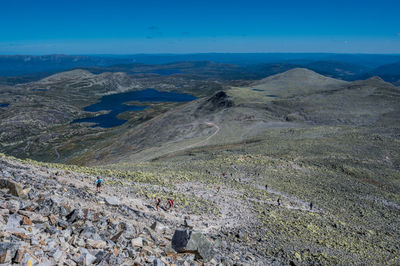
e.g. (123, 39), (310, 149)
(67, 68), (399, 166)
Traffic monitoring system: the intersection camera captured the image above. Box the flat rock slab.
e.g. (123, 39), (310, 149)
(186, 232), (214, 262)
(131, 237), (143, 247)
(87, 239), (107, 249)
(105, 196), (119, 206)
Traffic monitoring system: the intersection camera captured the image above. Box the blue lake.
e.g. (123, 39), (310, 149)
(0, 103), (9, 108)
(251, 88), (278, 97)
(72, 88), (197, 128)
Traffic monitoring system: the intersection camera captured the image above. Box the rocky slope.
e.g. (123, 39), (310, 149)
(0, 154), (275, 265)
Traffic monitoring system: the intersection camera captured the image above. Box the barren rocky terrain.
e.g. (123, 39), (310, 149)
(1, 152), (280, 265)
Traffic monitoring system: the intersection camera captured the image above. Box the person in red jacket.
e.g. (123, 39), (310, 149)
(167, 198), (174, 211)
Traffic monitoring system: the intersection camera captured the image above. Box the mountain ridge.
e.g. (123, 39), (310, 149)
(2, 54), (400, 87)
(67, 68), (399, 165)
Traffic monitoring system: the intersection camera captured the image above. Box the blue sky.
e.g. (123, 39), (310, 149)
(0, 0), (399, 54)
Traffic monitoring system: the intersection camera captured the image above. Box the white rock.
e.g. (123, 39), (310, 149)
(105, 196), (119, 206)
(86, 239), (107, 249)
(131, 237), (143, 247)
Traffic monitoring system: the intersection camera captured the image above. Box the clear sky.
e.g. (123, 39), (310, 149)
(0, 0), (399, 54)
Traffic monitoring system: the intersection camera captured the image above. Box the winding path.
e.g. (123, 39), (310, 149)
(54, 146), (60, 160)
(178, 122), (220, 151)
(152, 122), (220, 161)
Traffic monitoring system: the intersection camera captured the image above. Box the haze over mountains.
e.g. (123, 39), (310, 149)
(1, 53), (400, 86)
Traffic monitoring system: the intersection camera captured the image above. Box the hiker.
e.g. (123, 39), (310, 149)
(310, 202), (313, 210)
(277, 198), (281, 206)
(166, 198), (174, 211)
(155, 197), (161, 211)
(222, 172), (226, 177)
(265, 184), (268, 190)
(96, 177), (103, 193)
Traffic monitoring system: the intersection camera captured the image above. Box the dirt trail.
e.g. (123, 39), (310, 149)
(172, 122), (220, 153)
(51, 155), (317, 236)
(252, 183), (320, 212)
(54, 146), (60, 160)
(54, 169), (253, 234)
(151, 122), (220, 161)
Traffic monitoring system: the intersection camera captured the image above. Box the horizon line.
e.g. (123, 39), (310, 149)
(1, 52), (400, 56)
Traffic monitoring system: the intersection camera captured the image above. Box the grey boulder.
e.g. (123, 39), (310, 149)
(171, 229), (214, 262)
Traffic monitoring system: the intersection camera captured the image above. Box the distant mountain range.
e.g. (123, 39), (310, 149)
(0, 53), (399, 86)
(359, 62), (400, 85)
(0, 54), (138, 76)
